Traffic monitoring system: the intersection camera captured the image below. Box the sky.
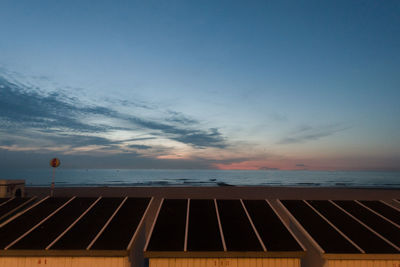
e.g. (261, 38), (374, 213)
(0, 0), (399, 170)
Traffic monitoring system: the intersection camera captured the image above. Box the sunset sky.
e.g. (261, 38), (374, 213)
(0, 0), (399, 170)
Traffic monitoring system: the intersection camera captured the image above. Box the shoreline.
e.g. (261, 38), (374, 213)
(26, 186), (400, 200)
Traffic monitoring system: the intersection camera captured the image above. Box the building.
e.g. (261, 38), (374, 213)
(278, 199), (400, 267)
(145, 198), (305, 267)
(0, 196), (153, 267)
(0, 180), (25, 198)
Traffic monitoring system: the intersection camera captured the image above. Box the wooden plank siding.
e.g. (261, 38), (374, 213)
(0, 256), (130, 267)
(326, 259), (400, 267)
(149, 258), (300, 267)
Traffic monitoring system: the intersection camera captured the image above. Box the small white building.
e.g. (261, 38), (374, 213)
(0, 180), (25, 198)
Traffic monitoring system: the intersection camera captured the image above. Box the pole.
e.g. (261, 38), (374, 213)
(49, 157), (60, 197)
(51, 167), (55, 197)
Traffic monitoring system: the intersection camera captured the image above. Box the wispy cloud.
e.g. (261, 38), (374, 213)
(128, 144), (152, 150)
(0, 148), (219, 169)
(0, 74), (226, 153)
(124, 116), (226, 148)
(278, 123), (350, 144)
(166, 110), (198, 125)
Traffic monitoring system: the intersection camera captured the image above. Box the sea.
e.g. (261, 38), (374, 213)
(0, 169), (400, 188)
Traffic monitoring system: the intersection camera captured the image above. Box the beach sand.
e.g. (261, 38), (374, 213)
(26, 186), (400, 200)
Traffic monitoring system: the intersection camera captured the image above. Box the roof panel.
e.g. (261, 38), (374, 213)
(50, 197), (124, 250)
(217, 199), (263, 251)
(147, 199), (187, 251)
(243, 200), (303, 252)
(333, 200), (400, 249)
(0, 198), (33, 220)
(0, 198), (9, 205)
(9, 197), (97, 250)
(91, 197), (151, 250)
(187, 199), (223, 251)
(308, 200), (397, 253)
(281, 200), (360, 254)
(0, 197), (70, 249)
(359, 201), (400, 226)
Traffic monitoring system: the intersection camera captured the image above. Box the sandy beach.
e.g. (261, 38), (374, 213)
(26, 186), (400, 200)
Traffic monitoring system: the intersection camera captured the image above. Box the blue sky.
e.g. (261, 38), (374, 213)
(0, 0), (399, 170)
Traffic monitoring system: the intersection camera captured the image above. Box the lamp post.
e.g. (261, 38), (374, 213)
(50, 158), (60, 197)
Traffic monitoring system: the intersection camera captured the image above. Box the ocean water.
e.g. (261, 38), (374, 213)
(0, 169), (399, 188)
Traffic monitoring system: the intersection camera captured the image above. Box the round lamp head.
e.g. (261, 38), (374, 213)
(50, 158), (60, 168)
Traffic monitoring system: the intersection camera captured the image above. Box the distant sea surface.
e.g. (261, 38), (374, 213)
(1, 169), (400, 188)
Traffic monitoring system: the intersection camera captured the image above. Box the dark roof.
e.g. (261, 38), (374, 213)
(281, 200), (400, 254)
(145, 198), (305, 258)
(0, 196), (152, 256)
(0, 197), (36, 223)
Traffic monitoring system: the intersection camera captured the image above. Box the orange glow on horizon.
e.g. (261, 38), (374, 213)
(156, 154), (187, 160)
(214, 157), (400, 171)
(214, 160), (294, 171)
